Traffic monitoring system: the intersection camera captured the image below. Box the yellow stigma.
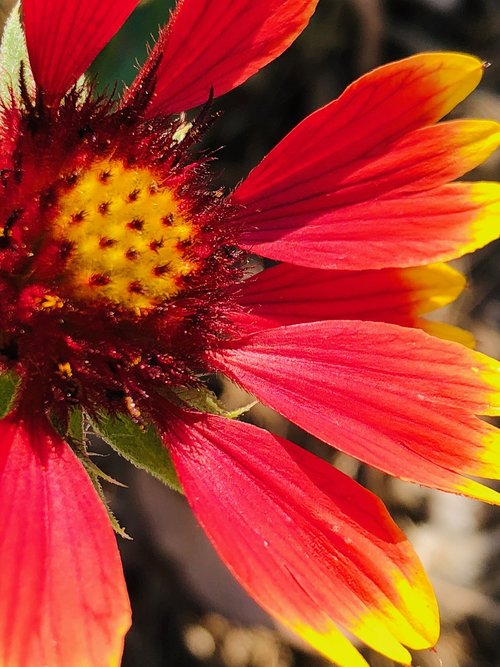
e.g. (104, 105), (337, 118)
(50, 159), (198, 314)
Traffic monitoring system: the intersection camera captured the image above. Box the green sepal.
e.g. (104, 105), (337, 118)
(82, 459), (132, 540)
(84, 465), (131, 540)
(82, 455), (128, 488)
(0, 1), (34, 103)
(91, 412), (182, 494)
(63, 408), (131, 539)
(175, 385), (257, 419)
(66, 406), (84, 444)
(0, 370), (20, 418)
(63, 408), (127, 488)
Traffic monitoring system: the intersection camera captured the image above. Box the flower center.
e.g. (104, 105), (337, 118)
(50, 159), (198, 314)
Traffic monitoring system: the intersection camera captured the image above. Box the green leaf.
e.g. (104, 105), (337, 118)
(0, 1), (34, 103)
(91, 412), (182, 493)
(0, 371), (19, 418)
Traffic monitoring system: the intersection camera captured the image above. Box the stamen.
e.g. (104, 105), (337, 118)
(40, 293), (64, 310)
(57, 361), (73, 378)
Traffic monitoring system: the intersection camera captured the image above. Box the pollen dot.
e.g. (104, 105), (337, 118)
(98, 201), (111, 215)
(71, 210), (86, 224)
(99, 237), (117, 248)
(126, 248), (139, 261)
(125, 395), (141, 419)
(65, 172), (79, 186)
(128, 280), (144, 294)
(153, 264), (170, 277)
(150, 239), (164, 252)
(89, 273), (111, 287)
(99, 170), (112, 183)
(59, 241), (74, 260)
(128, 218), (144, 231)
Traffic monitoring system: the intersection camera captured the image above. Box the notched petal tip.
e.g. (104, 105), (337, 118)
(403, 263), (466, 312)
(419, 320), (476, 348)
(455, 477), (500, 505)
(465, 181), (500, 254)
(293, 623), (371, 667)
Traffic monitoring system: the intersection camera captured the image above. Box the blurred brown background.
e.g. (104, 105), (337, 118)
(3, 1), (500, 665)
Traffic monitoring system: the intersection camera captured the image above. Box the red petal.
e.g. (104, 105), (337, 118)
(238, 180), (500, 269)
(22, 0), (140, 101)
(233, 54), (499, 269)
(164, 411), (438, 666)
(210, 320), (500, 503)
(133, 0), (318, 116)
(0, 409), (130, 666)
(237, 262), (465, 330)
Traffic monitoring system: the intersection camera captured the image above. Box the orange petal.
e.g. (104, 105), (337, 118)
(164, 410), (438, 666)
(232, 53), (499, 269)
(237, 179), (500, 269)
(236, 261), (465, 330)
(210, 320), (500, 503)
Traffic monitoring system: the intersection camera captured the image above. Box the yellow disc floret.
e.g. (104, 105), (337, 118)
(50, 159), (198, 314)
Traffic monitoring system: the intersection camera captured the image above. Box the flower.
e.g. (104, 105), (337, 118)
(0, 0), (500, 666)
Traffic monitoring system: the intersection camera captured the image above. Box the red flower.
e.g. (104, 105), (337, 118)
(0, 1), (499, 666)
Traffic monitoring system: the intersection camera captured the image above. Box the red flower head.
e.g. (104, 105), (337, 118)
(1, 1), (500, 666)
